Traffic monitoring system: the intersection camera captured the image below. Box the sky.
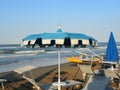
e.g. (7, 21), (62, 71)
(0, 0), (120, 44)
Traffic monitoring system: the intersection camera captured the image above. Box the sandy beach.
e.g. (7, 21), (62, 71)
(0, 61), (119, 90)
(0, 62), (85, 90)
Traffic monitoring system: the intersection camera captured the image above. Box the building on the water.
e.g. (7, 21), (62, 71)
(22, 26), (97, 48)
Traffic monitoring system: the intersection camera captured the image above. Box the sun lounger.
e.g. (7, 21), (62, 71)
(77, 64), (94, 75)
(0, 79), (7, 90)
(101, 62), (118, 70)
(104, 70), (119, 79)
(14, 66), (55, 90)
(81, 75), (109, 90)
(104, 70), (120, 89)
(14, 66), (41, 90)
(78, 64), (94, 81)
(78, 64), (110, 90)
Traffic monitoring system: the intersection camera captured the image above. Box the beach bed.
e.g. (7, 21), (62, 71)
(78, 64), (111, 90)
(104, 70), (120, 89)
(14, 66), (41, 90)
(81, 75), (109, 90)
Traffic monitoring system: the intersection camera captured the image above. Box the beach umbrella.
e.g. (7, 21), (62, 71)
(22, 25), (97, 90)
(106, 32), (119, 63)
(22, 25), (97, 48)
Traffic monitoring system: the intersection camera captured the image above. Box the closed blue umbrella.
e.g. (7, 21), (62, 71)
(106, 32), (118, 63)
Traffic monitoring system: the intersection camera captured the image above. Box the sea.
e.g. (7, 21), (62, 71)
(0, 42), (120, 73)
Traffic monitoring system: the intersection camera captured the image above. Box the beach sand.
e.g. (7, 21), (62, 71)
(0, 62), (84, 90)
(0, 62), (119, 90)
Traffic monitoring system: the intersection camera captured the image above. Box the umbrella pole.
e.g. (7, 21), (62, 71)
(58, 46), (61, 90)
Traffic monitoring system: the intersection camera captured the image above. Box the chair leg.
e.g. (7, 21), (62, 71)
(1, 82), (5, 90)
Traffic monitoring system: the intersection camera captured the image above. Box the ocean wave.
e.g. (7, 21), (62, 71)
(96, 45), (107, 49)
(45, 50), (71, 54)
(0, 44), (20, 49)
(0, 53), (36, 59)
(14, 50), (45, 54)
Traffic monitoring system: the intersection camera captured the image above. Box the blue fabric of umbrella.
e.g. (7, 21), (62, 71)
(106, 32), (119, 63)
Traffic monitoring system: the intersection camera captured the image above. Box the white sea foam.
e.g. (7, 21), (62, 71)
(14, 50), (45, 54)
(0, 45), (20, 49)
(0, 53), (36, 58)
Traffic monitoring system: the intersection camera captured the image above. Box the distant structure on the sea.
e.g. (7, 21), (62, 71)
(22, 25), (97, 48)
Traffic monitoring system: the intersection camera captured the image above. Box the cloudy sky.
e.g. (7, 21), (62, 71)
(0, 0), (120, 44)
